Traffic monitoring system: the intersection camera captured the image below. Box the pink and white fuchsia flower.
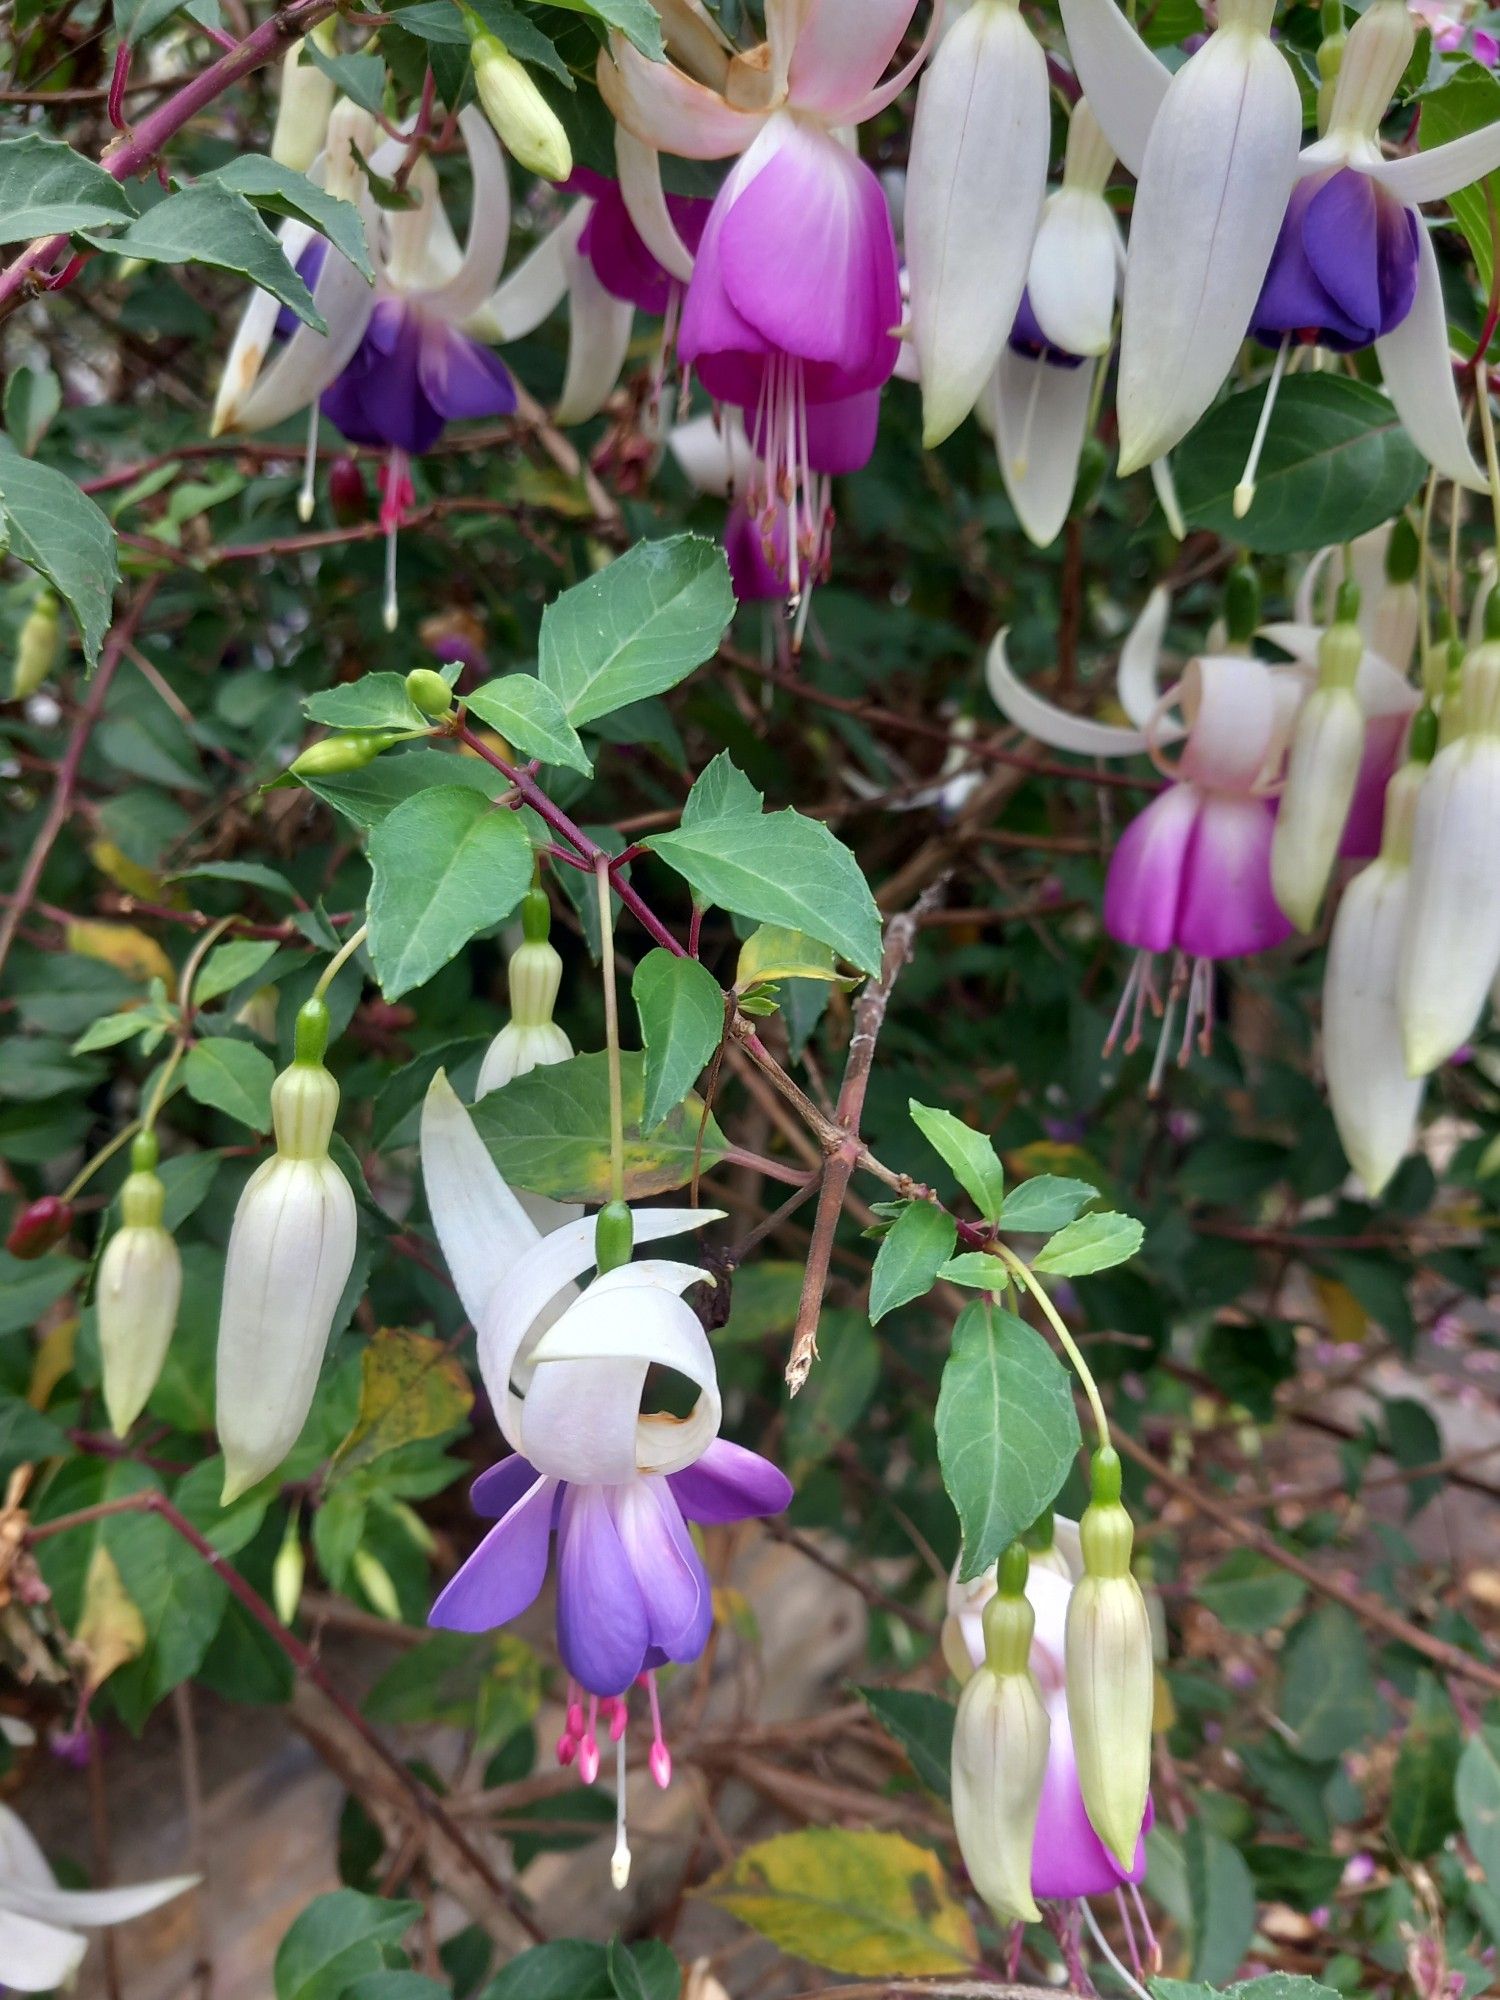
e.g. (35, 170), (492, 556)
(599, 0), (936, 614)
(420, 1073), (790, 1889)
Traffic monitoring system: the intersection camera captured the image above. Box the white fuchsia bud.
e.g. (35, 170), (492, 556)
(465, 16), (572, 182)
(1271, 597), (1366, 931)
(950, 1545), (1048, 1926)
(1324, 760), (1427, 1196)
(216, 999), (358, 1502)
(98, 1133), (182, 1439)
(1028, 99), (1120, 359)
(1064, 1448), (1154, 1871)
(1323, 0), (1417, 155)
(1398, 633), (1500, 1076)
(477, 891), (573, 1099)
(270, 20), (338, 175)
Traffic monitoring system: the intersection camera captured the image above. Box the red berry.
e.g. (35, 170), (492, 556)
(6, 1195), (73, 1260)
(327, 456), (367, 527)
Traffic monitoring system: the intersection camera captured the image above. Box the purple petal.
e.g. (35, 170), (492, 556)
(429, 1474), (556, 1632)
(748, 389), (882, 477)
(1031, 1694), (1149, 1901)
(614, 1477), (713, 1663)
(470, 1454), (540, 1520)
(1103, 784), (1200, 954)
(1340, 712), (1407, 859)
(668, 1439), (793, 1524)
(679, 193), (770, 408)
(1253, 169), (1419, 351)
(322, 302), (447, 456)
(1178, 793), (1293, 960)
(555, 1484), (651, 1696)
(418, 324), (516, 424)
(1009, 288), (1086, 370)
(725, 502), (789, 601)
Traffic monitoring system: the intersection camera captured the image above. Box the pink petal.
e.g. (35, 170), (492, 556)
(786, 0), (921, 118)
(1103, 784), (1201, 954)
(1178, 793), (1293, 960)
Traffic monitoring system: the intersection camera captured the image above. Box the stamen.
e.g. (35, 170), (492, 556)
(579, 1696), (601, 1785)
(1147, 954), (1188, 1098)
(1104, 951), (1163, 1058)
(1233, 335), (1291, 520)
(1114, 1884), (1143, 1977)
(1081, 1897), (1154, 2000)
(298, 405), (320, 524)
(1129, 1881), (1161, 1974)
(379, 448), (411, 634)
(610, 1729), (631, 1890)
(646, 1670), (672, 1789)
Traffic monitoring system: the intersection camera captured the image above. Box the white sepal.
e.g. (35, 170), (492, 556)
(1367, 123), (1500, 206)
(1116, 24), (1301, 473)
(1375, 224), (1487, 492)
(667, 410), (760, 496)
(1117, 585), (1174, 729)
(597, 34), (770, 158)
(1056, 0), (1169, 177)
(471, 202), (588, 343)
(1028, 188), (1121, 359)
(555, 240), (637, 424)
(1271, 683), (1366, 931)
(986, 623), (1150, 755)
(990, 350), (1097, 549)
(1064, 1563), (1155, 1870)
(1398, 728), (1500, 1075)
(421, 1070), (550, 1337)
(616, 125), (698, 283)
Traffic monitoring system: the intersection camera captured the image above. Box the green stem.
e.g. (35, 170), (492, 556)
(315, 920), (369, 1001)
(595, 858), (625, 1207)
(62, 1117), (143, 1204)
(142, 912), (236, 1134)
(993, 1241), (1111, 1451)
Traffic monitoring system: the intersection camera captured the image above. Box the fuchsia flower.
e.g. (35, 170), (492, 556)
(600, 0), (935, 616)
(419, 1072), (790, 1885)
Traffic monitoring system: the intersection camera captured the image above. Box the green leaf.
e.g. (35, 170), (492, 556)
(0, 1394), (68, 1474)
(707, 1827), (976, 1976)
(0, 1248), (82, 1335)
(470, 1050), (724, 1202)
(1281, 1605), (1380, 1760)
(682, 751), (760, 825)
(1184, 1821), (1257, 1986)
(936, 1300), (1081, 1582)
(306, 674), (426, 733)
(115, 0), (190, 41)
(633, 948), (724, 1129)
(0, 442), (120, 665)
(1000, 1175), (1099, 1234)
(467, 0), (574, 81)
(365, 1630), (539, 1750)
(182, 1036), (275, 1130)
(1032, 1210), (1144, 1277)
(1155, 1979), (1342, 2000)
(854, 1686), (955, 1800)
(1174, 376), (1426, 555)
(605, 1938), (679, 2000)
(1385, 1394), (1444, 1516)
(305, 44), (391, 115)
(541, 0), (665, 59)
(909, 1100), (1005, 1223)
(1389, 1673), (1461, 1858)
(0, 135), (138, 241)
(479, 1942), (613, 2000)
(465, 675), (592, 776)
(539, 534), (734, 725)
(649, 760), (882, 975)
(208, 156), (374, 282)
(193, 938), (278, 1006)
(1196, 1550), (1306, 1632)
(92, 186), (324, 331)
(366, 787), (534, 1000)
(297, 745), (511, 829)
(869, 1202), (956, 1323)
(274, 1892), (422, 2000)
(5, 363), (61, 455)
(935, 1252), (1013, 1290)
(332, 1329), (474, 1481)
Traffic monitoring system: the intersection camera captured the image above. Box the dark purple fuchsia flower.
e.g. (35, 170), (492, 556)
(419, 1073), (791, 1889)
(1252, 167), (1419, 352)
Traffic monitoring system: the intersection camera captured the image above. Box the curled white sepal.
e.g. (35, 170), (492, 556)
(214, 214), (376, 436)
(1259, 623), (1418, 722)
(616, 124), (697, 283)
(990, 350), (1097, 549)
(1056, 0), (1169, 177)
(421, 1071), (551, 1339)
(1116, 586), (1173, 729)
(470, 202), (588, 343)
(403, 108), (513, 323)
(597, 35), (770, 158)
(555, 239), (636, 425)
(986, 624), (1153, 756)
(1366, 124), (1500, 206)
(1375, 225), (1487, 491)
(837, 2), (947, 131)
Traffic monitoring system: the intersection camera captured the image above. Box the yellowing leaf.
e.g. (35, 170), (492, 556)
(332, 1328), (474, 1478)
(1314, 1276), (1367, 1346)
(735, 924), (841, 991)
(87, 839), (183, 907)
(1003, 1138), (1108, 1187)
(66, 920), (176, 992)
(28, 1317), (77, 1409)
(704, 1828), (977, 1976)
(76, 1543), (146, 1692)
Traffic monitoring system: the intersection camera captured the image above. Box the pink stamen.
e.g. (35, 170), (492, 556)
(579, 1697), (601, 1785)
(646, 1671), (672, 1789)
(555, 1730), (577, 1767)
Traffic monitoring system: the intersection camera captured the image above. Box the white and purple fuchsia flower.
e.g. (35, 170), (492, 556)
(419, 1072), (790, 1888)
(599, 0), (938, 626)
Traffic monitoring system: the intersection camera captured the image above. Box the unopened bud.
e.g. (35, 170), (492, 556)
(291, 732), (390, 778)
(594, 1198), (634, 1277)
(98, 1134), (181, 1438)
(351, 1547), (402, 1622)
(272, 1510), (306, 1625)
(1064, 1450), (1154, 1872)
(6, 1193), (73, 1260)
(465, 17), (572, 181)
(1386, 515), (1419, 586)
(271, 20), (338, 174)
(1223, 561), (1261, 646)
(405, 667), (454, 718)
(951, 1545), (1048, 1925)
(12, 592), (61, 701)
(327, 455), (367, 527)
(216, 1021), (357, 1502)
(1271, 675), (1365, 931)
(476, 907), (573, 1097)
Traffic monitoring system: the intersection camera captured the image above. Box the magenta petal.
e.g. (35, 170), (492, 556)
(429, 1474), (555, 1633)
(417, 323), (516, 423)
(679, 195), (770, 408)
(724, 501), (789, 600)
(1178, 793), (1293, 960)
(750, 388), (882, 475)
(1103, 784), (1200, 954)
(555, 1484), (651, 1696)
(470, 1454), (540, 1520)
(715, 122), (900, 393)
(668, 1439), (793, 1524)
(1031, 1696), (1148, 1901)
(614, 1478), (713, 1662)
(1340, 712), (1406, 859)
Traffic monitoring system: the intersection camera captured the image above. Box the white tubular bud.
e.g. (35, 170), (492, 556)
(467, 20), (572, 182)
(1064, 1452), (1154, 1871)
(950, 1557), (1048, 1926)
(270, 20), (339, 175)
(1271, 669), (1366, 932)
(216, 1003), (357, 1503)
(98, 1145), (182, 1439)
(12, 591), (61, 700)
(1327, 0), (1417, 149)
(477, 905), (574, 1099)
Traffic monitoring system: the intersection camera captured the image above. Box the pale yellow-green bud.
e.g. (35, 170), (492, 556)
(269, 1056), (341, 1161)
(1271, 678), (1365, 932)
(272, 1511), (306, 1625)
(466, 21), (572, 182)
(98, 1144), (181, 1438)
(1065, 1454), (1154, 1871)
(12, 592), (60, 700)
(236, 984), (279, 1042)
(271, 19), (338, 174)
(477, 936), (573, 1097)
(950, 1547), (1047, 1925)
(352, 1547), (402, 1621)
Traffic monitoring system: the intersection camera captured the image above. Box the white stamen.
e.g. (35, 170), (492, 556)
(1081, 1898), (1154, 2000)
(298, 404), (320, 523)
(610, 1729), (631, 1890)
(1234, 335), (1291, 520)
(383, 518), (399, 633)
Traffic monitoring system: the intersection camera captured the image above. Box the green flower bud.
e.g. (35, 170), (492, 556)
(406, 667), (454, 718)
(951, 1570), (1047, 1926)
(1385, 515), (1419, 585)
(290, 732), (390, 778)
(595, 1198), (634, 1276)
(12, 591), (61, 700)
(270, 21), (338, 175)
(273, 1511), (306, 1626)
(352, 1547), (403, 1622)
(1064, 1450), (1154, 1870)
(99, 1152), (181, 1438)
(465, 17), (572, 181)
(1223, 562), (1261, 646)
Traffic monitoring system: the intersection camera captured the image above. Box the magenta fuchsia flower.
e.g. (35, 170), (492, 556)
(419, 1071), (791, 1887)
(600, 0), (935, 621)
